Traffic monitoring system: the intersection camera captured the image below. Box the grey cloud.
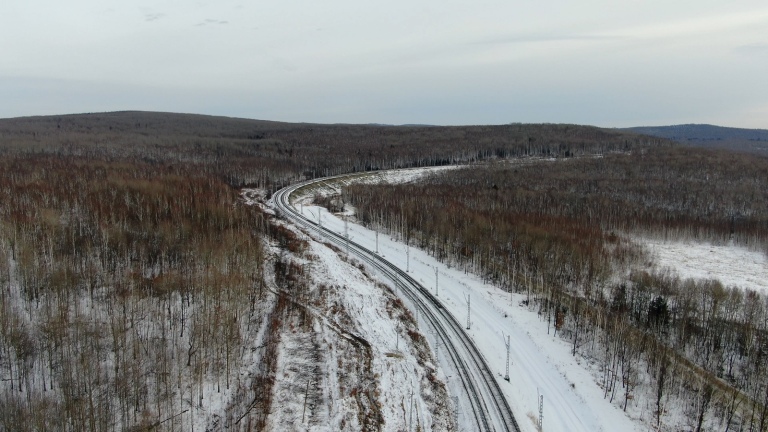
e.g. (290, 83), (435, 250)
(474, 33), (623, 45)
(145, 13), (166, 22)
(734, 43), (768, 55)
(196, 19), (229, 27)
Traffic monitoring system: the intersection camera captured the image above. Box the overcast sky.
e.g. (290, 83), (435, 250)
(2, 1), (767, 128)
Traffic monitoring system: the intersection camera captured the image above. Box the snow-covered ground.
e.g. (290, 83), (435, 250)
(290, 201), (643, 432)
(344, 165), (461, 185)
(292, 165), (461, 200)
(263, 231), (455, 431)
(641, 238), (768, 293)
(282, 166), (768, 432)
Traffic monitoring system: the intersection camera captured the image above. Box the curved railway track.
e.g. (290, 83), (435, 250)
(271, 174), (521, 432)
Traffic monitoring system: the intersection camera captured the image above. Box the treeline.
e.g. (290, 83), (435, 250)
(343, 147), (768, 430)
(0, 111), (669, 190)
(592, 270), (768, 431)
(0, 155), (281, 430)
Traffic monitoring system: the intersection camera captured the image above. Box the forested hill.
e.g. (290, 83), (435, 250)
(624, 124), (768, 155)
(0, 111), (669, 430)
(0, 111), (669, 189)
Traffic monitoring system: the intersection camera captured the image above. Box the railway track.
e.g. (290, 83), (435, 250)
(271, 174), (521, 432)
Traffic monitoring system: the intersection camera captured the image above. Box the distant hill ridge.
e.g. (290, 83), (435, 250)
(626, 124), (768, 141)
(623, 124), (768, 155)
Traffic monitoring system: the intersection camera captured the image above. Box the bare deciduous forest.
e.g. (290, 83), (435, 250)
(0, 111), (665, 189)
(0, 111), (723, 431)
(344, 148), (768, 431)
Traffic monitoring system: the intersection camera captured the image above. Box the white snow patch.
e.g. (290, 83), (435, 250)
(640, 238), (768, 293)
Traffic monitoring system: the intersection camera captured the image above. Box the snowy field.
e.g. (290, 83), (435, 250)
(641, 238), (768, 293)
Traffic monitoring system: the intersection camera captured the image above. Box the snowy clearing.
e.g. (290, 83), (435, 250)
(640, 238), (768, 293)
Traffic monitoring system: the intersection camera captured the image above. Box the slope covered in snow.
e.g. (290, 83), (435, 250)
(259, 220), (455, 431)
